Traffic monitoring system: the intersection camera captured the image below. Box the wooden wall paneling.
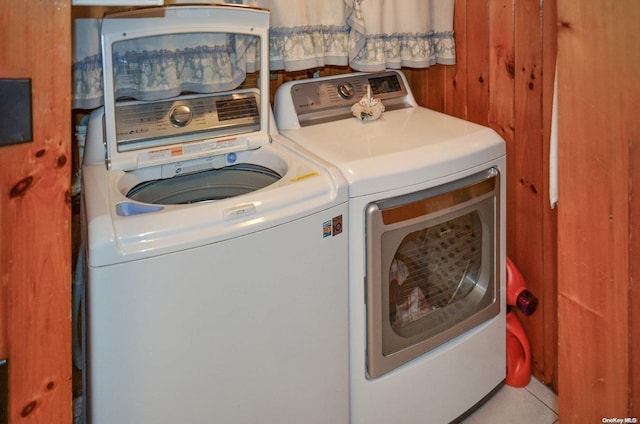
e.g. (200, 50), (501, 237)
(632, 99), (640, 419)
(557, 0), (639, 420)
(540, 0), (558, 390)
(406, 69), (425, 106)
(72, 5), (113, 18)
(632, 33), (640, 412)
(487, 0), (514, 143)
(421, 0), (556, 387)
(0, 0), (72, 422)
(464, 0), (490, 126)
(402, 66), (446, 112)
(425, 65), (446, 112)
(631, 94), (640, 419)
(400, 68), (429, 107)
(487, 0), (515, 269)
(444, 0), (468, 120)
(511, 0), (547, 382)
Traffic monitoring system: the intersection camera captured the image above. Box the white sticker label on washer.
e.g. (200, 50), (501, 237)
(146, 146), (183, 161)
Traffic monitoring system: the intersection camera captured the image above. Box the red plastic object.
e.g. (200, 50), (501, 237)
(506, 310), (532, 387)
(506, 256), (538, 315)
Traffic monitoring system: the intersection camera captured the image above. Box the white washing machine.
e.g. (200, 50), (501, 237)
(81, 6), (349, 424)
(275, 70), (507, 423)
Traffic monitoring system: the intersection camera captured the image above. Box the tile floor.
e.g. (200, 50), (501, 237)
(462, 377), (558, 423)
(73, 378), (558, 424)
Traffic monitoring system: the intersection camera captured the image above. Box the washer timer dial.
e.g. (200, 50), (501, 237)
(169, 105), (193, 128)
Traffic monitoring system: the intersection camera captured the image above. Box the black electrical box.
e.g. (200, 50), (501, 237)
(0, 78), (33, 146)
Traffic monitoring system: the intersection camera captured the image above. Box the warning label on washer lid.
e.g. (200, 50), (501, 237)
(147, 145), (183, 160)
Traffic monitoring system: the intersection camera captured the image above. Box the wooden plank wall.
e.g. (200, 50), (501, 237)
(557, 1), (640, 421)
(0, 0), (72, 422)
(405, 0), (558, 389)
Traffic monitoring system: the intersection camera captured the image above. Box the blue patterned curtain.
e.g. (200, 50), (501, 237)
(72, 0), (455, 109)
(345, 0), (456, 71)
(235, 0), (455, 71)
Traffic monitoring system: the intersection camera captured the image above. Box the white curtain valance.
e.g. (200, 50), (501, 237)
(235, 0), (455, 71)
(72, 0), (455, 109)
(346, 0), (456, 71)
(258, 0), (352, 71)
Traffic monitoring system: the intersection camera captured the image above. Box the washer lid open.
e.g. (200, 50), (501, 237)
(98, 5), (272, 171)
(109, 90), (268, 171)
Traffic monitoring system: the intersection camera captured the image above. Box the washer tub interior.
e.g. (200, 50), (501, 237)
(116, 147), (287, 207)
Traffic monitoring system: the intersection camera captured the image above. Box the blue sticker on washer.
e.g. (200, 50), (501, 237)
(226, 152), (237, 164)
(323, 220), (332, 238)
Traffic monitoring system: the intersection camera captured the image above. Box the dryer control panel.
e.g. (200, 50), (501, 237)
(289, 71), (411, 126)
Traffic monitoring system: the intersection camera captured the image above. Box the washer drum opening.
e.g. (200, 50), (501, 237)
(126, 163), (282, 205)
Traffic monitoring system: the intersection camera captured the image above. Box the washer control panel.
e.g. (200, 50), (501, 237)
(114, 91), (261, 151)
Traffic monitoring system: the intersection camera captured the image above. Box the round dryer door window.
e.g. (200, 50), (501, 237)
(126, 164), (281, 205)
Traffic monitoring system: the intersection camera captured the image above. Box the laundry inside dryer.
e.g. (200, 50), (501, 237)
(126, 163), (282, 205)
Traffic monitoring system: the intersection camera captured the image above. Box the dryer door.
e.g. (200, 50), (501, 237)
(365, 168), (501, 379)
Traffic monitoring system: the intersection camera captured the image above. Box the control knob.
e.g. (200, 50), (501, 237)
(169, 105), (193, 128)
(337, 82), (355, 99)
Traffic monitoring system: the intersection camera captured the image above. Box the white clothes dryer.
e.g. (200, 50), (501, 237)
(81, 6), (349, 424)
(275, 70), (507, 424)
